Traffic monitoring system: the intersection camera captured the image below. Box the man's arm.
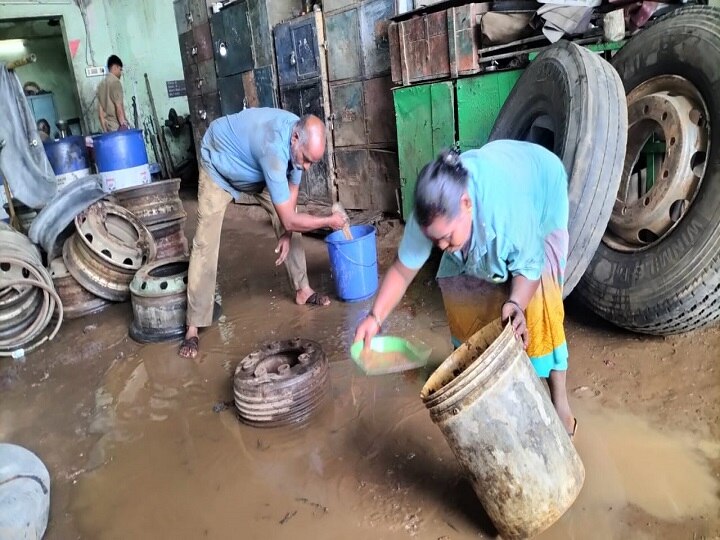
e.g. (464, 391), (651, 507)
(288, 182), (300, 210)
(274, 199), (343, 233)
(114, 100), (128, 127)
(110, 82), (128, 127)
(97, 101), (108, 132)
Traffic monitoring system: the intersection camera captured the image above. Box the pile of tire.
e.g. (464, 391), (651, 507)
(492, 6), (720, 335)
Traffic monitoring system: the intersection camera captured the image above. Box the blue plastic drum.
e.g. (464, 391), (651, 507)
(93, 129), (150, 192)
(43, 136), (90, 190)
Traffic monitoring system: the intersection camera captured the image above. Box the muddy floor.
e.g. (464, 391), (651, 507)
(2, 197), (719, 540)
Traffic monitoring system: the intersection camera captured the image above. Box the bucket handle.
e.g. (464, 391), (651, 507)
(331, 247), (377, 268)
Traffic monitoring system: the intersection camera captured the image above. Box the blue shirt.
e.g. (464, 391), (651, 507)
(200, 108), (303, 204)
(398, 140), (568, 282)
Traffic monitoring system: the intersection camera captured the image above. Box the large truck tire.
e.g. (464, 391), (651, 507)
(577, 7), (720, 334)
(489, 40), (628, 296)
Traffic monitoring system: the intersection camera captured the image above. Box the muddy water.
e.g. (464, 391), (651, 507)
(68, 327), (719, 539)
(3, 211), (719, 539)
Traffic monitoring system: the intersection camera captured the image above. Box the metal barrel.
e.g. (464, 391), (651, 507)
(421, 320), (585, 539)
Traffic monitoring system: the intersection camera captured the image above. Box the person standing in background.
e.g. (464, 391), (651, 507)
(96, 55), (128, 132)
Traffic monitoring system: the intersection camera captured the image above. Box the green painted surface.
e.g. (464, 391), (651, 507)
(456, 69), (522, 152)
(394, 81), (455, 219)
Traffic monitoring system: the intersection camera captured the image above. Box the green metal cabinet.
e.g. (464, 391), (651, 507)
(394, 81), (455, 219)
(393, 70), (522, 218)
(456, 69), (522, 152)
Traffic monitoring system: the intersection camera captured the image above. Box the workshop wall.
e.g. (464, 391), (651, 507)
(0, 0), (192, 168)
(0, 35), (82, 121)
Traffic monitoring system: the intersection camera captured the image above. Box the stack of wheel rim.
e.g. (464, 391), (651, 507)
(110, 179), (189, 260)
(63, 201), (157, 302)
(129, 256), (190, 343)
(234, 338), (329, 427)
(0, 224), (63, 356)
(49, 258), (110, 320)
(491, 8), (720, 335)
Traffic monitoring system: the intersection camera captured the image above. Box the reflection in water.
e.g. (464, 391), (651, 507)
(71, 340), (719, 540)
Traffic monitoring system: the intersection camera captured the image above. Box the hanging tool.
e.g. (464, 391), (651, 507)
(131, 96), (139, 129)
(144, 73), (173, 178)
(6, 54), (37, 71)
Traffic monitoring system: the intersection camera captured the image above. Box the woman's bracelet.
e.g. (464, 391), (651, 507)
(368, 312), (383, 331)
(503, 299), (524, 313)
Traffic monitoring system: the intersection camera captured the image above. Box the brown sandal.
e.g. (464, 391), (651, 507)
(178, 336), (199, 359)
(568, 418), (578, 441)
(304, 292), (331, 306)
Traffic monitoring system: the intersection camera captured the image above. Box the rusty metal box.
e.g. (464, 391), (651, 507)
(389, 3), (487, 86)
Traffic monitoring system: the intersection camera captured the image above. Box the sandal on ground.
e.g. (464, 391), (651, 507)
(178, 336), (199, 359)
(304, 292), (331, 306)
(568, 417), (578, 441)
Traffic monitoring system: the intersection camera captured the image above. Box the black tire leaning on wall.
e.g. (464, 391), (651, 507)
(576, 7), (720, 334)
(489, 41), (628, 296)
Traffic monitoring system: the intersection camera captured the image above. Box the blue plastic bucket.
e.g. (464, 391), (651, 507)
(326, 225), (378, 302)
(93, 129), (150, 192)
(43, 136), (90, 190)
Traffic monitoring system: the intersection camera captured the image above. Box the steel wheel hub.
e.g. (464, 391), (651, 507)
(605, 75), (710, 252)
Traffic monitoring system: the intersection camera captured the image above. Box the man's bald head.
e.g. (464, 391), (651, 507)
(290, 114), (326, 171)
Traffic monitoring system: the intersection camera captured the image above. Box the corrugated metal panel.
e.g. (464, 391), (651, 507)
(394, 81), (455, 218)
(193, 22), (214, 63)
(456, 70), (522, 151)
(212, 3), (254, 77)
(364, 75), (395, 144)
(218, 73), (246, 115)
(325, 9), (362, 81)
(330, 81), (366, 147)
(336, 148), (399, 211)
(359, 0), (394, 78)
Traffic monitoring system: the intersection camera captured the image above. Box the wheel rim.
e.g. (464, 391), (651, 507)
(604, 75), (710, 252)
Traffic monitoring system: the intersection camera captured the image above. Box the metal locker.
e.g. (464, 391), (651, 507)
(253, 66), (277, 107)
(218, 74), (246, 115)
(189, 0), (209, 26)
(330, 81), (366, 147)
(211, 2), (254, 78)
(325, 9), (362, 82)
(359, 0), (395, 78)
(193, 22), (214, 62)
(178, 30), (196, 67)
(197, 59), (217, 96)
(364, 75), (396, 144)
(335, 148), (398, 211)
(174, 0), (192, 34)
(275, 15), (321, 87)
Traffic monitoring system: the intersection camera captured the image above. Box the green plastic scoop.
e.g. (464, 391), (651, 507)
(350, 336), (431, 376)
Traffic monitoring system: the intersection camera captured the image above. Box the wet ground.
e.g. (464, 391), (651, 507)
(2, 198), (719, 540)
